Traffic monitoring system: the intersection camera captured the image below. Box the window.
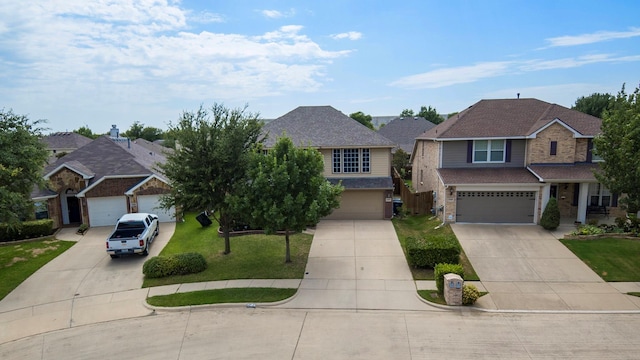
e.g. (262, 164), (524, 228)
(473, 140), (505, 163)
(550, 141), (557, 156)
(591, 146), (603, 162)
(331, 148), (371, 174)
(34, 201), (49, 220)
(588, 183), (611, 206)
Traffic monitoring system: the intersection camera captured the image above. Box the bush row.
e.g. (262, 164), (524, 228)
(406, 234), (460, 268)
(142, 252), (207, 278)
(0, 219), (55, 242)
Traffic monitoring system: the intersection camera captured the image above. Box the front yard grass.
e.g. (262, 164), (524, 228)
(0, 238), (75, 300)
(147, 288), (296, 307)
(560, 237), (640, 282)
(392, 214), (479, 281)
(142, 213), (312, 288)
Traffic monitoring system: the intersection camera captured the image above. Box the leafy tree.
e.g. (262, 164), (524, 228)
(0, 109), (49, 225)
(392, 148), (410, 173)
(540, 197), (560, 230)
(400, 109), (414, 117)
(572, 92), (614, 118)
(159, 104), (262, 254)
(243, 137), (343, 263)
(349, 111), (374, 130)
(73, 126), (100, 139)
(122, 121), (144, 139)
(417, 105), (444, 124)
(593, 84), (640, 214)
(140, 126), (164, 142)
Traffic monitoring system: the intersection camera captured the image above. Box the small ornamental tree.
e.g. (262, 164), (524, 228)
(540, 197), (560, 230)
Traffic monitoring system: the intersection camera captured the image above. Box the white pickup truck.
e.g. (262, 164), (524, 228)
(106, 213), (159, 259)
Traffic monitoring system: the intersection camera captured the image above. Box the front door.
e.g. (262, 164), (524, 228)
(67, 196), (81, 223)
(550, 185), (558, 199)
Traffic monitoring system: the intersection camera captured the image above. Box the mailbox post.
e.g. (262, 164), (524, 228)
(443, 273), (463, 306)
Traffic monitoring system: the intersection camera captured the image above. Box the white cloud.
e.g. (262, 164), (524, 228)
(331, 31), (362, 40)
(545, 27), (640, 47)
(188, 10), (224, 24)
(260, 9), (296, 19)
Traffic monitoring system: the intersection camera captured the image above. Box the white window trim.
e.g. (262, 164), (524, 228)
(473, 140), (505, 163)
(331, 148), (371, 174)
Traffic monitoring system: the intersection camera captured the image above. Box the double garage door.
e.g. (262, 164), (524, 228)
(456, 191), (536, 223)
(87, 195), (175, 227)
(324, 190), (384, 220)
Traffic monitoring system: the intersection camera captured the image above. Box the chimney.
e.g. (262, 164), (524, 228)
(517, 93), (520, 99)
(110, 125), (119, 138)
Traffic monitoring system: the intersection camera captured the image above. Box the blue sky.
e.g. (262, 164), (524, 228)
(1, 1), (639, 133)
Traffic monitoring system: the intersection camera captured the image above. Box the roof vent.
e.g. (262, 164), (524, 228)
(517, 93), (520, 99)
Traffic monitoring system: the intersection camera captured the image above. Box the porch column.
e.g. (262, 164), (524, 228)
(577, 182), (589, 224)
(540, 184), (551, 212)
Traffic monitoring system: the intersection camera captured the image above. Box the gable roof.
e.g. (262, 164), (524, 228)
(262, 106), (395, 148)
(133, 138), (174, 156)
(42, 132), (93, 149)
(418, 99), (602, 140)
(376, 116), (436, 154)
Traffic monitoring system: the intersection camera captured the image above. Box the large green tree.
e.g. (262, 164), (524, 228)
(0, 109), (49, 225)
(73, 126), (100, 139)
(159, 104), (262, 254)
(349, 111), (374, 129)
(243, 137), (343, 262)
(400, 109), (414, 117)
(123, 121), (164, 142)
(417, 105), (444, 124)
(593, 84), (640, 214)
(572, 92), (614, 118)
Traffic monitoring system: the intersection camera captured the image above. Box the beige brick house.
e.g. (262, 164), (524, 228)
(411, 98), (621, 224)
(32, 135), (174, 228)
(262, 106), (396, 220)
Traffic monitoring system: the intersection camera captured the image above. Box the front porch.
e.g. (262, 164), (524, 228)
(542, 182), (622, 225)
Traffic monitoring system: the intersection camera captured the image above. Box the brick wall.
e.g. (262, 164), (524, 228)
(527, 123), (576, 164)
(48, 168), (85, 193)
(85, 177), (146, 198)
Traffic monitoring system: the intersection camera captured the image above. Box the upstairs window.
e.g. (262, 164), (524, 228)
(343, 149), (360, 173)
(473, 140), (505, 163)
(550, 141), (557, 156)
(332, 149), (341, 173)
(332, 148), (371, 174)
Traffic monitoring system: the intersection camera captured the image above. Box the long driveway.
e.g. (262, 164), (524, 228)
(278, 220), (435, 311)
(451, 224), (640, 311)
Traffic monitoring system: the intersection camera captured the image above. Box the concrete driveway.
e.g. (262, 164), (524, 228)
(451, 224), (640, 311)
(0, 223), (175, 343)
(278, 220), (436, 311)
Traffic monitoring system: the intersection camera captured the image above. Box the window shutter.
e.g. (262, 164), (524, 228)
(550, 141), (557, 156)
(572, 183), (580, 206)
(586, 139), (593, 162)
(467, 140), (473, 163)
(612, 193), (619, 207)
(505, 139), (512, 162)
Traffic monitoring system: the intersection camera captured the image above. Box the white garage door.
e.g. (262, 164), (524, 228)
(137, 195), (175, 222)
(324, 190), (384, 220)
(87, 196), (127, 227)
(456, 191), (536, 223)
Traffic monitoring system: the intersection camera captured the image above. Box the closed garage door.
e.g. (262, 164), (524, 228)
(324, 190), (384, 220)
(456, 191), (536, 223)
(138, 195), (175, 222)
(87, 196), (127, 227)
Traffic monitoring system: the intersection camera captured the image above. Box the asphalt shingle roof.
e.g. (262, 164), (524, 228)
(262, 106), (395, 148)
(528, 163), (601, 182)
(376, 116), (435, 154)
(418, 99), (602, 140)
(42, 132), (93, 149)
(438, 168), (540, 185)
(327, 177), (393, 190)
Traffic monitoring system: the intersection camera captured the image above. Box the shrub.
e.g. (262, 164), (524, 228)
(571, 224), (606, 236)
(434, 263), (464, 295)
(615, 215), (640, 235)
(143, 252), (207, 278)
(406, 235), (460, 268)
(540, 197), (560, 230)
(0, 219), (55, 242)
(462, 284), (480, 305)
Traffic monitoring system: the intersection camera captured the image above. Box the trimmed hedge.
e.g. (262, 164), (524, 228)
(406, 234), (460, 268)
(143, 252), (207, 278)
(434, 263), (464, 295)
(0, 219), (55, 242)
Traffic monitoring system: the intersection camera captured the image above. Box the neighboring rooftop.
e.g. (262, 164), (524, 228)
(377, 116), (436, 154)
(42, 132), (93, 149)
(262, 106), (395, 148)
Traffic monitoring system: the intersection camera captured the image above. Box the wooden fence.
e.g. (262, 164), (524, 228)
(393, 168), (434, 215)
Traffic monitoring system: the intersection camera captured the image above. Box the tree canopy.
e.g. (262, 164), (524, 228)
(123, 121), (164, 142)
(73, 126), (101, 139)
(0, 109), (49, 225)
(417, 105), (444, 124)
(593, 84), (640, 214)
(243, 137), (343, 262)
(159, 104), (263, 254)
(400, 109), (414, 117)
(572, 92), (614, 118)
(349, 111), (374, 129)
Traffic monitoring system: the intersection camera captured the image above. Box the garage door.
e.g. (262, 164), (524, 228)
(456, 191), (536, 223)
(87, 196), (127, 227)
(324, 190), (384, 220)
(137, 194), (175, 222)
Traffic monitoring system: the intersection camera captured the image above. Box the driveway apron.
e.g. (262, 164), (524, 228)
(278, 220), (433, 311)
(451, 224), (640, 311)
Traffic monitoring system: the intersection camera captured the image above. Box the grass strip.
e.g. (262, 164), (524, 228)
(147, 287), (296, 307)
(560, 238), (640, 281)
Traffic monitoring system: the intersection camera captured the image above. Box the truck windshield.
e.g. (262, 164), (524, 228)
(116, 221), (146, 230)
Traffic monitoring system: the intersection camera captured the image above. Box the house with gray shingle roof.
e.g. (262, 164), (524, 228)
(41, 132), (93, 163)
(376, 116), (436, 155)
(263, 106), (396, 220)
(412, 98), (619, 224)
(32, 135), (175, 228)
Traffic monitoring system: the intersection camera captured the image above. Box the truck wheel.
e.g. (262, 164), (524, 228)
(141, 245), (149, 256)
(110, 254), (119, 259)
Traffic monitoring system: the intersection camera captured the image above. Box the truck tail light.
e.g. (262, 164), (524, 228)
(139, 239), (144, 247)
(106, 242), (109, 249)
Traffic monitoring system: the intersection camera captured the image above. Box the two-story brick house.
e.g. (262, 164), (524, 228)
(262, 106), (396, 220)
(412, 98), (620, 224)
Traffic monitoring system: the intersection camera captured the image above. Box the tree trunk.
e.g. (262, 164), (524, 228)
(223, 225), (231, 255)
(285, 230), (291, 263)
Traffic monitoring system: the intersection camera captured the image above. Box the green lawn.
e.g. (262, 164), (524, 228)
(142, 214), (313, 288)
(147, 288), (296, 307)
(392, 214), (479, 281)
(560, 237), (640, 282)
(0, 238), (75, 300)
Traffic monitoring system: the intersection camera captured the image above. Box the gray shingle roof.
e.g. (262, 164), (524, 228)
(262, 106), (395, 148)
(438, 168), (540, 185)
(418, 99), (602, 140)
(528, 163), (601, 182)
(327, 177), (393, 190)
(42, 132), (93, 149)
(376, 116), (435, 154)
